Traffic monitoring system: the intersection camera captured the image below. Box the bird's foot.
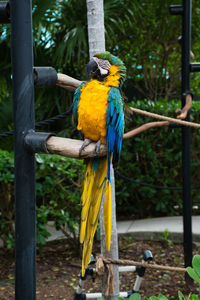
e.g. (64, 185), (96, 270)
(95, 140), (102, 154)
(79, 139), (93, 156)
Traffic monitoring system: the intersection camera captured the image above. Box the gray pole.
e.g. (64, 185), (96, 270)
(10, 0), (36, 299)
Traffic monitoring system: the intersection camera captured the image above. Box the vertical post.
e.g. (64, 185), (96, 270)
(86, 0), (105, 59)
(86, 0), (119, 298)
(10, 0), (36, 299)
(181, 0), (193, 269)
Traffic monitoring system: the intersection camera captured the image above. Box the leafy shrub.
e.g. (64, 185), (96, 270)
(1, 99), (200, 247)
(0, 150), (84, 249)
(116, 99), (200, 219)
(0, 150), (15, 248)
(35, 153), (84, 250)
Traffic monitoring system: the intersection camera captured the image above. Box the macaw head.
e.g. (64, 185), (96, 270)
(86, 51), (126, 86)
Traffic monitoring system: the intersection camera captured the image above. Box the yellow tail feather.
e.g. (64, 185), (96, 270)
(80, 158), (112, 276)
(103, 179), (112, 251)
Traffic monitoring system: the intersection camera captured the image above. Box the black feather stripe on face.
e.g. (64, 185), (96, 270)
(85, 58), (109, 82)
(93, 57), (111, 75)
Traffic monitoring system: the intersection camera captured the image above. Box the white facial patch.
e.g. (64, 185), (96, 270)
(93, 57), (111, 76)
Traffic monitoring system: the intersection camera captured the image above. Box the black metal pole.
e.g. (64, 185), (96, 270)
(181, 0), (193, 269)
(10, 0), (36, 299)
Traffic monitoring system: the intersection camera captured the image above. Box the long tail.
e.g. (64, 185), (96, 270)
(80, 157), (112, 276)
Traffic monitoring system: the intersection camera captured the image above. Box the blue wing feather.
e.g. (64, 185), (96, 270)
(72, 82), (85, 126)
(106, 87), (124, 180)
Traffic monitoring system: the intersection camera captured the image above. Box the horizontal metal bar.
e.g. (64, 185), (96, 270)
(24, 130), (55, 153)
(34, 67), (58, 88)
(169, 123), (184, 128)
(118, 266), (136, 272)
(85, 292), (130, 299)
(190, 63), (200, 73)
(89, 265), (137, 274)
(86, 293), (102, 299)
(0, 1), (10, 23)
(169, 5), (183, 15)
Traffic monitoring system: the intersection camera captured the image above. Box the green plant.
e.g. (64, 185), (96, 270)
(187, 255), (200, 293)
(0, 150), (15, 247)
(160, 229), (173, 247)
(36, 205), (51, 251)
(145, 296), (169, 300)
(129, 293), (141, 300)
(178, 291), (199, 300)
(0, 150), (84, 250)
(116, 99), (200, 219)
(1, 99), (200, 247)
(35, 153), (84, 250)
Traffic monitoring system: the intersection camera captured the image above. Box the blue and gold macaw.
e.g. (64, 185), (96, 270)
(73, 51), (126, 276)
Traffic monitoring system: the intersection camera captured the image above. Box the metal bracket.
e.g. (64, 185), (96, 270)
(24, 130), (55, 154)
(169, 123), (184, 129)
(190, 63), (200, 73)
(169, 5), (183, 15)
(74, 293), (86, 300)
(0, 1), (10, 23)
(34, 67), (58, 88)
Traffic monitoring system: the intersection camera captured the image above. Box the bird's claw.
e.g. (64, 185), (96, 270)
(79, 139), (93, 156)
(95, 140), (101, 154)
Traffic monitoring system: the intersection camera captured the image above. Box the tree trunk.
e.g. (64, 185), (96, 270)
(86, 1), (119, 299)
(86, 0), (105, 59)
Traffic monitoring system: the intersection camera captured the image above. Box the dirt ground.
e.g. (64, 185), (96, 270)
(0, 236), (199, 299)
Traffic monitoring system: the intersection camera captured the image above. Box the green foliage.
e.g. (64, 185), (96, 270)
(145, 295), (168, 300)
(160, 229), (173, 247)
(0, 150), (84, 249)
(177, 291), (200, 300)
(2, 0), (200, 151)
(0, 150), (15, 247)
(116, 99), (200, 219)
(129, 293), (141, 300)
(186, 254), (200, 295)
(35, 153), (84, 250)
(2, 98), (200, 247)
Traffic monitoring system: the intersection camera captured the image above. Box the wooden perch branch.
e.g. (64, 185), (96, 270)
(123, 121), (169, 139)
(56, 73), (82, 91)
(46, 136), (107, 158)
(46, 122), (170, 158)
(130, 106), (200, 129)
(46, 116), (200, 159)
(176, 93), (192, 119)
(55, 73), (200, 147)
(56, 73), (197, 128)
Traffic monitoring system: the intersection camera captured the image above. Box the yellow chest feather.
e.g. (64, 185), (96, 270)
(77, 80), (110, 144)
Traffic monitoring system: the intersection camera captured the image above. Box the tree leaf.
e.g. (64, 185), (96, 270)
(178, 291), (186, 300)
(158, 295), (168, 300)
(192, 255), (200, 279)
(186, 267), (200, 283)
(189, 295), (199, 300)
(129, 293), (141, 300)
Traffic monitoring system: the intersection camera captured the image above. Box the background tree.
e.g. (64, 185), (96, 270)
(3, 0), (200, 142)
